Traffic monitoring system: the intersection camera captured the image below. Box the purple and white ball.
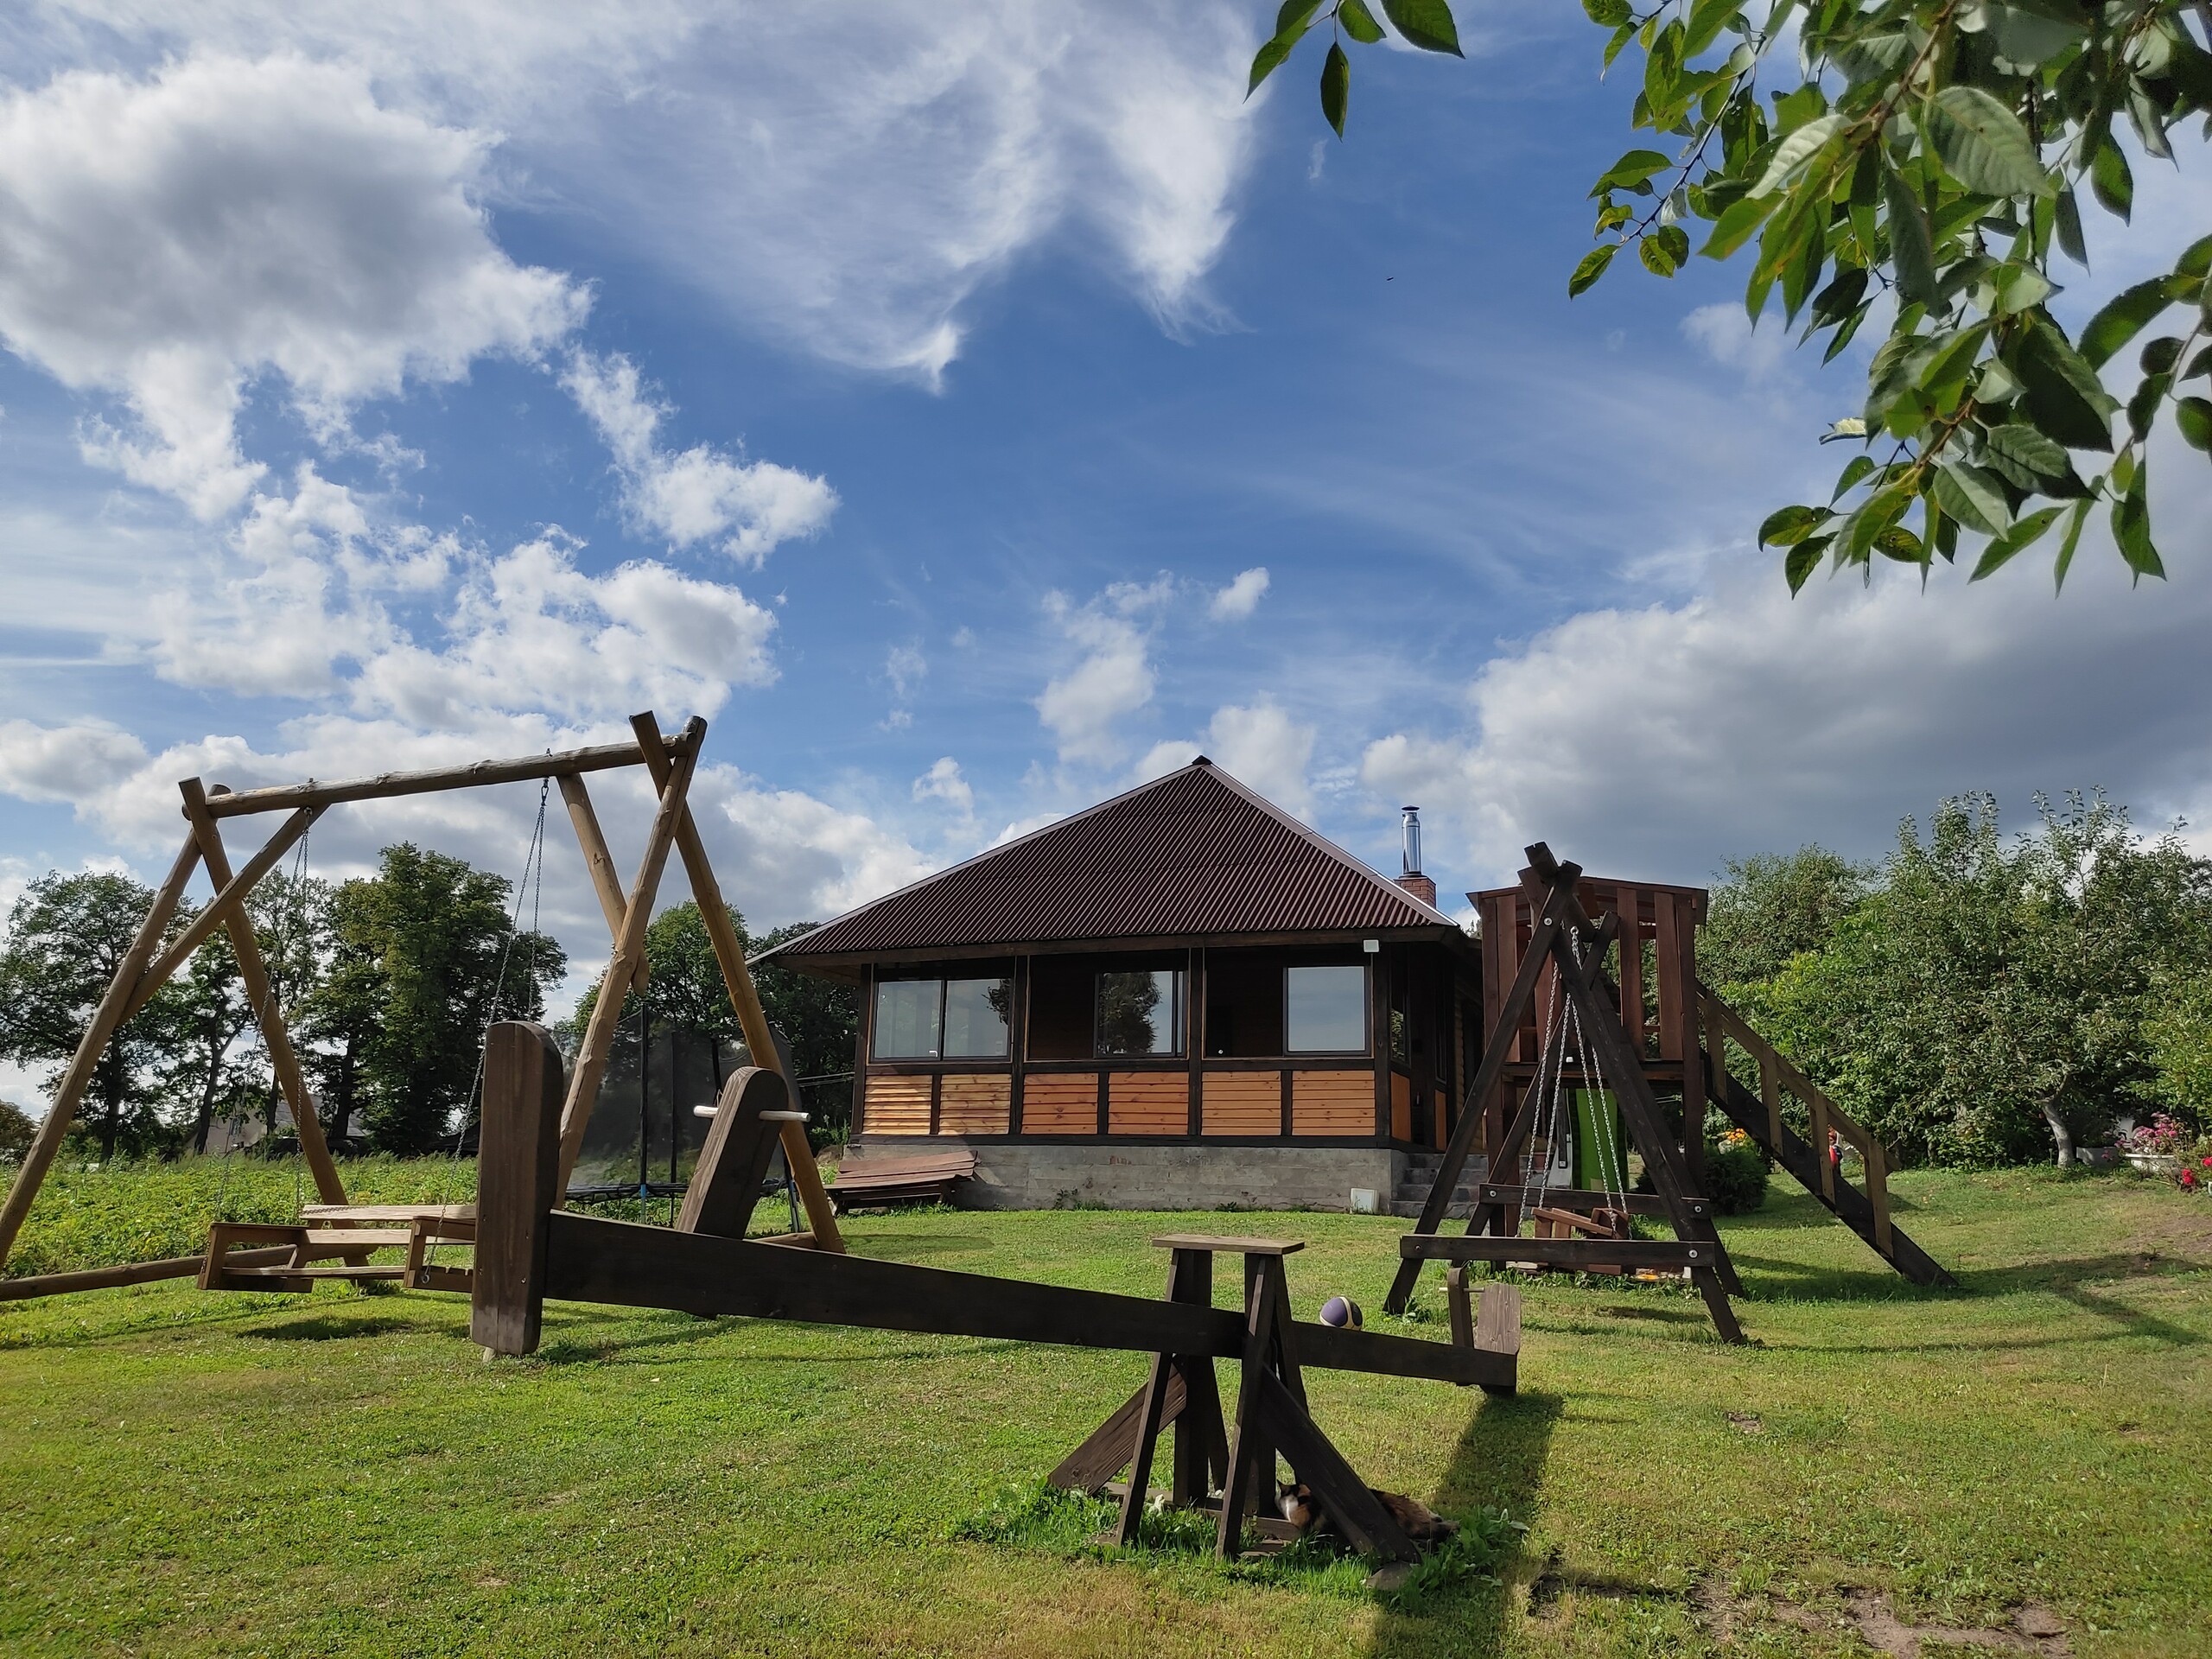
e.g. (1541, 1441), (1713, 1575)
(1319, 1295), (1363, 1329)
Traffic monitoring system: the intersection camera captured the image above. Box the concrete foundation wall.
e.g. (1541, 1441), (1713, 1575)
(852, 1138), (1402, 1212)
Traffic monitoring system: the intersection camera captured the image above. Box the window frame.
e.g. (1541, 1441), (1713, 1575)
(1282, 962), (1370, 1057)
(870, 971), (1011, 1062)
(1091, 966), (1185, 1059)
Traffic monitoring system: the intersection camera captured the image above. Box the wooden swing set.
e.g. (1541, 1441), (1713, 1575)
(469, 1020), (1521, 1563)
(0, 711), (842, 1302)
(1387, 843), (1955, 1344)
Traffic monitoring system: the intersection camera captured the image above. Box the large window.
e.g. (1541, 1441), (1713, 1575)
(872, 975), (1010, 1059)
(1287, 964), (1367, 1053)
(1095, 969), (1184, 1057)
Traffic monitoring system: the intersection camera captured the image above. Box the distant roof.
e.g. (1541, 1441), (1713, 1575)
(759, 760), (1465, 968)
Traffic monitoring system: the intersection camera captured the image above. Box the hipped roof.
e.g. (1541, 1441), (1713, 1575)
(759, 760), (1467, 970)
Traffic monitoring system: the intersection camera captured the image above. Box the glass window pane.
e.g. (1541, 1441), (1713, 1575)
(1095, 969), (1181, 1056)
(873, 978), (942, 1058)
(1287, 965), (1366, 1052)
(943, 977), (1011, 1058)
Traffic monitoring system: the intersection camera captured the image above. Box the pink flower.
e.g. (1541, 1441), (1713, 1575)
(2184, 1171), (2201, 1189)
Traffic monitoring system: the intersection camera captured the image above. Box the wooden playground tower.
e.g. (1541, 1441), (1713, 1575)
(1390, 844), (1954, 1343)
(0, 711), (843, 1300)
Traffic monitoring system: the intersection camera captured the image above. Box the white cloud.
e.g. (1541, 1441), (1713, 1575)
(912, 756), (976, 817)
(562, 351), (837, 565)
(1681, 303), (1791, 382)
(1033, 581), (1173, 766)
(1138, 700), (1315, 817)
(1208, 565), (1270, 621)
(1359, 495), (2212, 890)
(0, 720), (149, 804)
(20, 3), (1261, 385)
(0, 53), (584, 516)
(884, 643), (927, 700)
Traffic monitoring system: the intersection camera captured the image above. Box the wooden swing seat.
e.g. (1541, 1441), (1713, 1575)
(200, 1216), (478, 1294)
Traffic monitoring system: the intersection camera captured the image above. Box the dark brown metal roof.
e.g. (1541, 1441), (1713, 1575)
(760, 760), (1464, 966)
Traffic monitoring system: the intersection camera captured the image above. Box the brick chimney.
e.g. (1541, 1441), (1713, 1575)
(1395, 805), (1437, 906)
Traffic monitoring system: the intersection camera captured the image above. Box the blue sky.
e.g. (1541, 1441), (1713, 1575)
(3, 1), (2209, 1083)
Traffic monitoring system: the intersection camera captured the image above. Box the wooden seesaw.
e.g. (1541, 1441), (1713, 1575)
(469, 1021), (1522, 1564)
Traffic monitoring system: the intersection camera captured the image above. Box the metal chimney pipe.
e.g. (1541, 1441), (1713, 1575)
(1401, 805), (1423, 876)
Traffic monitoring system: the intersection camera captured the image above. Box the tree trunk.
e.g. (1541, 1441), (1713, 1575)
(2041, 1097), (2075, 1166)
(190, 1016), (226, 1154)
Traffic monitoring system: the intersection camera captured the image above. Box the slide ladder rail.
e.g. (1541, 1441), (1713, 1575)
(1696, 982), (1955, 1289)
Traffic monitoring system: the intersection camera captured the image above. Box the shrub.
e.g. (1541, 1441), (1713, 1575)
(1703, 1132), (1770, 1215)
(0, 1098), (34, 1162)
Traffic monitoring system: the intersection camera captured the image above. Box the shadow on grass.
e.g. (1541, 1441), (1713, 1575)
(1366, 1389), (1561, 1659)
(241, 1314), (417, 1342)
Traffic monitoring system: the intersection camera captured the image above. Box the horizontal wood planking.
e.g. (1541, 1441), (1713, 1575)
(541, 1212), (1515, 1388)
(1020, 1072), (1099, 1135)
(1201, 1072), (1280, 1136)
(938, 1073), (1012, 1135)
(1291, 1071), (1374, 1135)
(1109, 1071), (1187, 1135)
(861, 1075), (932, 1136)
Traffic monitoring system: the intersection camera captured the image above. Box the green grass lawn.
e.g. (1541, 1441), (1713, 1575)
(1, 1166), (2207, 1657)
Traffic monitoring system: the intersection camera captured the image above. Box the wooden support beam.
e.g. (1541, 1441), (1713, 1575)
(556, 773), (646, 992)
(675, 1067), (792, 1237)
(197, 731), (697, 818)
(125, 803), (323, 1019)
(472, 1023), (567, 1355)
(0, 1246), (295, 1300)
(555, 716), (704, 1188)
(0, 831), (202, 1272)
(1476, 1184), (1688, 1219)
(1049, 1370), (1191, 1497)
(179, 783), (346, 1207)
(631, 715), (843, 1255)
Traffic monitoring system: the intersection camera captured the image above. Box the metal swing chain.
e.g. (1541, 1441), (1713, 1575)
(1516, 935), (1575, 1211)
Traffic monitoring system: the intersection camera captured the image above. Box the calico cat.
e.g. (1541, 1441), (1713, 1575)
(1278, 1481), (1458, 1543)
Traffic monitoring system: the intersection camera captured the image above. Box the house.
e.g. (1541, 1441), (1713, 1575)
(755, 758), (1484, 1211)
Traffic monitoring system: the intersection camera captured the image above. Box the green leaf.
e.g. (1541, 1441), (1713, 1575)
(1319, 41), (1350, 136)
(1784, 537), (1827, 593)
(2111, 464), (2163, 581)
(1249, 30), (1306, 94)
(2054, 187), (2086, 266)
(1751, 112), (1845, 197)
(2140, 336), (2183, 376)
(1638, 225), (1690, 276)
(1885, 168), (1939, 308)
(2050, 494), (2090, 591)
(1279, 0), (1326, 30)
(2177, 397), (2212, 452)
(1569, 244), (1619, 297)
(1701, 193), (1777, 259)
(1968, 505), (2064, 580)
(1379, 0), (1464, 54)
(1338, 0), (1387, 42)
(1684, 0), (1738, 57)
(1582, 0), (1632, 23)
(1831, 454), (1876, 500)
(1758, 504), (1827, 547)
(1602, 18), (1636, 68)
(1591, 149), (1673, 194)
(1932, 462), (2012, 534)
(2079, 280), (2172, 368)
(2186, 346), (2212, 381)
(1980, 0), (2090, 68)
(1840, 484), (1911, 563)
(2127, 372), (2170, 443)
(2090, 138), (2133, 220)
(2179, 235), (2212, 280)
(1984, 263), (2053, 317)
(1872, 524), (1925, 563)
(1926, 86), (2051, 198)
(2017, 313), (2118, 449)
(1983, 422), (2070, 481)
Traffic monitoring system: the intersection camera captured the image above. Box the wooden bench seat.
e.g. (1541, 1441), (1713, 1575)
(829, 1149), (977, 1211)
(200, 1216), (478, 1294)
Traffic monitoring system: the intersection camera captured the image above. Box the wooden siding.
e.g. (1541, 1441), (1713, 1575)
(1292, 1071), (1373, 1135)
(1432, 1089), (1448, 1148)
(1201, 1071), (1281, 1136)
(861, 1074), (931, 1136)
(938, 1073), (1012, 1135)
(1021, 1073), (1097, 1135)
(1109, 1071), (1187, 1135)
(1389, 1071), (1413, 1141)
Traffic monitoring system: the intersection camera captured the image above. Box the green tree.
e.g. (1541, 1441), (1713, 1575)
(1251, 0), (2212, 587)
(323, 845), (566, 1155)
(1702, 846), (1872, 988)
(0, 1099), (35, 1162)
(0, 873), (187, 1160)
(752, 921), (861, 1138)
(1734, 794), (2212, 1164)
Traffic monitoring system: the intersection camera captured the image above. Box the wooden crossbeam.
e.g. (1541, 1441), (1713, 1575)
(195, 730), (697, 817)
(1476, 1185), (1686, 1218)
(1399, 1234), (1724, 1270)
